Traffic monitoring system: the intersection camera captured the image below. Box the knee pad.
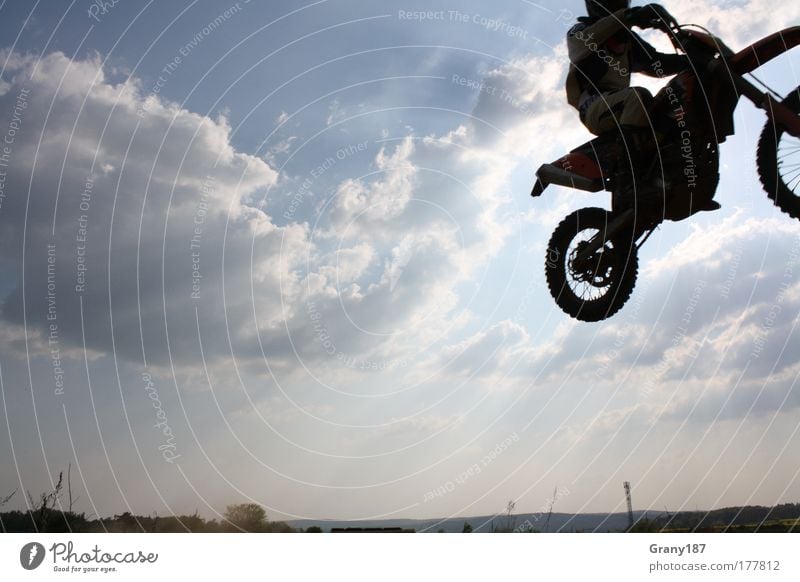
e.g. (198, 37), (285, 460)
(625, 87), (654, 109)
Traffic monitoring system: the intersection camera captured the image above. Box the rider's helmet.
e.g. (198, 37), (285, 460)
(585, 0), (631, 18)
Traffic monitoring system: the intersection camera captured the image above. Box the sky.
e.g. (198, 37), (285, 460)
(0, 0), (799, 526)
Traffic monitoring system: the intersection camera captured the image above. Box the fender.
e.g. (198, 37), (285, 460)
(531, 149), (605, 197)
(730, 27), (800, 74)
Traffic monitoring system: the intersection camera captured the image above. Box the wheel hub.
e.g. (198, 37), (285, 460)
(569, 242), (615, 287)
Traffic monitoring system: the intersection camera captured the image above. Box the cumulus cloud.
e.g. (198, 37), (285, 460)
(437, 320), (530, 378)
(0, 47), (527, 388)
(0, 50), (313, 370)
(515, 214), (800, 432)
(666, 0), (800, 47)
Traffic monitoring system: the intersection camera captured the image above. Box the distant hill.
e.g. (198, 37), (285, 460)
(290, 504), (800, 533)
(289, 511), (648, 533)
(2, 502), (797, 533)
(643, 503), (800, 533)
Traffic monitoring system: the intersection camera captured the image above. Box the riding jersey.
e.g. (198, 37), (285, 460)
(565, 10), (687, 112)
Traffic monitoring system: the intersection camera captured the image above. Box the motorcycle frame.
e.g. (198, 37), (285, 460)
(720, 27), (800, 137)
(532, 26), (800, 200)
(564, 26), (800, 264)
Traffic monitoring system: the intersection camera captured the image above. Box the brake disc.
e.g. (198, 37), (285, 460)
(570, 242), (614, 287)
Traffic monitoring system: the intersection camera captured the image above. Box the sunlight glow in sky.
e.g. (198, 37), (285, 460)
(0, 0), (799, 523)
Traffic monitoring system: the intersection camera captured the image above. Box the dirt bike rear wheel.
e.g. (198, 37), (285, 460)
(545, 207), (638, 322)
(757, 86), (800, 219)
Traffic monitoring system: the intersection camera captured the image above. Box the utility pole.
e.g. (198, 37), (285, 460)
(624, 481), (634, 530)
(505, 500), (516, 532)
(544, 486), (558, 533)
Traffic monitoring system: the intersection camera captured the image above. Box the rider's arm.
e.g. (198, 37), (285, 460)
(567, 10), (639, 64)
(629, 36), (689, 76)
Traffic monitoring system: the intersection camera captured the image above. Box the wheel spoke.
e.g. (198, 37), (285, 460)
(781, 167), (800, 183)
(781, 171), (800, 184)
(565, 229), (617, 303)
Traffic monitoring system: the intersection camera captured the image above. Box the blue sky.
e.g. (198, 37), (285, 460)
(0, 0), (799, 525)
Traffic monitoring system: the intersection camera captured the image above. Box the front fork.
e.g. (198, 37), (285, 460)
(573, 209), (655, 268)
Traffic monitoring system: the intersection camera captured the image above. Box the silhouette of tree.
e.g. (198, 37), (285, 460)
(0, 490), (16, 508)
(305, 526), (323, 533)
(223, 503), (268, 532)
(28, 472), (63, 531)
(113, 512), (138, 530)
(628, 518), (661, 532)
(461, 521), (473, 533)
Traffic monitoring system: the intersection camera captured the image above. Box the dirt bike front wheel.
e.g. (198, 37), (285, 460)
(757, 86), (800, 219)
(545, 207), (638, 322)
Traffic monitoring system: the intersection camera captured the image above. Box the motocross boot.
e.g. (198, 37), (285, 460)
(613, 125), (663, 216)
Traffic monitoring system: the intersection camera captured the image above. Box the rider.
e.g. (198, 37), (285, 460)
(566, 1), (694, 210)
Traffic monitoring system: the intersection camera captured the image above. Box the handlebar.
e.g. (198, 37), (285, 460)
(646, 4), (679, 34)
(637, 7), (734, 61)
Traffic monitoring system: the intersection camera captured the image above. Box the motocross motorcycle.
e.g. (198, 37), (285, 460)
(532, 8), (800, 322)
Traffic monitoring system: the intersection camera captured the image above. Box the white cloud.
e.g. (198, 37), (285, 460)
(0, 51), (300, 369)
(0, 48), (529, 386)
(438, 320), (530, 378)
(667, 0), (800, 47)
(516, 214), (800, 429)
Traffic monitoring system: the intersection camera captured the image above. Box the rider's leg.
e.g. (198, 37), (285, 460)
(585, 88), (660, 213)
(617, 125), (659, 212)
(585, 88), (720, 213)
